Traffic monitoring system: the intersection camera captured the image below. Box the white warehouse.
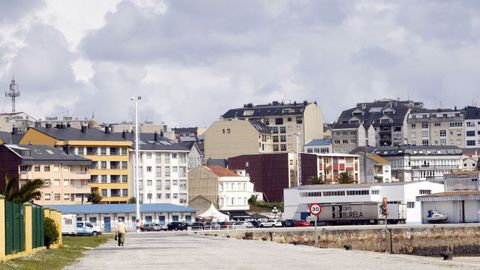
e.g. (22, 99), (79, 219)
(284, 181), (444, 224)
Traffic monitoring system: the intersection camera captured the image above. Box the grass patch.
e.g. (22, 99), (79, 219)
(0, 234), (111, 270)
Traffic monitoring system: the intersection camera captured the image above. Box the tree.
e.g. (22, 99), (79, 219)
(308, 175), (325, 185)
(87, 191), (103, 204)
(44, 217), (59, 249)
(248, 195), (257, 205)
(3, 175), (46, 204)
(128, 197), (136, 204)
(338, 171), (354, 184)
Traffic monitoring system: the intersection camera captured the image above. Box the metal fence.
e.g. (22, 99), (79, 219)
(4, 200), (25, 255)
(32, 205), (44, 248)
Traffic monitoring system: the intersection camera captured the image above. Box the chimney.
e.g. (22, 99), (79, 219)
(81, 125), (87, 133)
(66, 123), (71, 128)
(46, 123), (52, 129)
(11, 127), (18, 135)
(104, 126), (110, 134)
(154, 131), (159, 142)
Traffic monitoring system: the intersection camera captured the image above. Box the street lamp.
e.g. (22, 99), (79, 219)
(272, 207), (278, 219)
(131, 96), (141, 232)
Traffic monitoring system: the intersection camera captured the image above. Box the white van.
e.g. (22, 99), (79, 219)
(62, 214), (77, 235)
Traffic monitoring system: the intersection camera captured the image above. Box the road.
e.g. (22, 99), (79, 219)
(64, 231), (480, 270)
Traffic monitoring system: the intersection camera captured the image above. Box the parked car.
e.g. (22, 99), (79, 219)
(160, 224), (168, 231)
(259, 220), (282, 228)
(203, 222), (221, 230)
(141, 224), (155, 231)
(167, 222), (187, 231)
(249, 220), (261, 228)
(218, 221), (234, 229)
(188, 222), (205, 230)
(294, 220), (311, 227)
(232, 221), (254, 229)
(151, 223), (163, 231)
(282, 219), (296, 227)
(76, 221), (102, 236)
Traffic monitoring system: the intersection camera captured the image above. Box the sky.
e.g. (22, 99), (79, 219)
(1, 0), (480, 128)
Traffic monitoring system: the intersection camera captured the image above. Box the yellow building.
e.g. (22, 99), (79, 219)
(20, 126), (132, 203)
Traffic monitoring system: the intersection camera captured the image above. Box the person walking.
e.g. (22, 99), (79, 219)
(116, 218), (127, 246)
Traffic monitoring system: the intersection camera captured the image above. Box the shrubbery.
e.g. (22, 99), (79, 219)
(44, 217), (59, 249)
(249, 195), (283, 211)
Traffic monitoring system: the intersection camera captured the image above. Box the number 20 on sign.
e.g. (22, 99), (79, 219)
(309, 203), (322, 216)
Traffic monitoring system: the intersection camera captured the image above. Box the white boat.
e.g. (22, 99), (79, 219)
(426, 210), (448, 223)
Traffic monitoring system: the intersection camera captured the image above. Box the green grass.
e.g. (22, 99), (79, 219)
(0, 234), (111, 270)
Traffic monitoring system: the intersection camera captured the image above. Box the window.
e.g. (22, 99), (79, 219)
(434, 122), (441, 127)
(166, 193), (171, 199)
(467, 140), (476, 146)
(156, 193), (162, 199)
(275, 118), (283, 125)
(101, 175), (107, 183)
(296, 117), (303, 124)
(273, 145), (279, 151)
(146, 152), (152, 159)
(156, 166), (162, 178)
(165, 180), (171, 190)
(281, 144), (287, 151)
(273, 136), (279, 143)
(165, 167), (171, 177)
(34, 165), (40, 172)
(411, 123), (416, 128)
(53, 179), (60, 186)
(101, 161), (107, 169)
(147, 166), (152, 172)
(343, 140), (348, 144)
(122, 175), (128, 183)
(156, 180), (162, 190)
(346, 190), (369, 195)
(419, 190), (431, 195)
(323, 191), (346, 196)
(101, 189), (108, 197)
(421, 122), (428, 129)
(466, 131), (476, 137)
(371, 190), (379, 195)
(54, 193), (60, 200)
(101, 147), (107, 155)
(279, 127), (286, 134)
(63, 179), (69, 186)
(407, 202), (415, 208)
(64, 193), (70, 200)
(165, 154), (170, 164)
(44, 193), (51, 200)
(440, 130), (446, 137)
(287, 117), (292, 122)
(173, 180), (178, 186)
(44, 165), (50, 172)
(422, 139), (429, 145)
(280, 135), (286, 142)
(122, 189), (128, 197)
(147, 180), (152, 186)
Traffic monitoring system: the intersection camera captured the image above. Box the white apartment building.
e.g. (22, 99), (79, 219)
(128, 133), (190, 205)
(284, 181), (444, 223)
(218, 169), (254, 211)
(464, 106), (480, 148)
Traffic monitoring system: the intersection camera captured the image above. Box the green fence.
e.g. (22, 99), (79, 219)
(4, 200), (25, 255)
(32, 205), (44, 248)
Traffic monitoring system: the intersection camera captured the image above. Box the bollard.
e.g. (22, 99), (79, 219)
(441, 251), (453, 260)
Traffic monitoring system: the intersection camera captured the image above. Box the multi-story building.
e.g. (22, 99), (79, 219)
(188, 165), (254, 211)
(35, 116), (88, 129)
(126, 132), (190, 205)
(304, 153), (361, 184)
(351, 147), (392, 183)
(204, 119), (273, 160)
(221, 100), (324, 153)
(20, 126), (132, 203)
(406, 107), (466, 147)
(180, 141), (204, 169)
(0, 144), (91, 205)
(0, 112), (37, 132)
(305, 138), (332, 154)
(332, 99), (423, 153)
(372, 145), (463, 182)
(464, 106), (480, 148)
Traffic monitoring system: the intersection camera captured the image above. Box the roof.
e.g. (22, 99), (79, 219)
(121, 133), (188, 151)
(333, 99), (418, 129)
(0, 131), (24, 144)
(46, 203), (197, 214)
(4, 144), (91, 165)
(465, 106), (480, 120)
(366, 153), (390, 164)
(417, 191), (480, 202)
(30, 127), (129, 142)
(372, 145), (463, 157)
(172, 127), (197, 134)
(249, 120), (271, 133)
(306, 138), (332, 146)
(410, 107), (462, 114)
(221, 101), (315, 118)
(205, 165), (240, 177)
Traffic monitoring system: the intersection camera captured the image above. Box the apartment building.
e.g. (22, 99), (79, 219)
(204, 119), (273, 160)
(0, 144), (91, 205)
(351, 147), (392, 183)
(306, 153), (361, 184)
(464, 106), (480, 148)
(221, 100), (324, 153)
(126, 132), (190, 205)
(188, 165), (254, 211)
(305, 138), (332, 154)
(372, 145), (463, 182)
(332, 99), (423, 153)
(20, 126), (132, 203)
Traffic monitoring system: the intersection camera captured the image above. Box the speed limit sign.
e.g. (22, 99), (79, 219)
(309, 203), (322, 216)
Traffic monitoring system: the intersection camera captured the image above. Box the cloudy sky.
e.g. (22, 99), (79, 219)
(1, 0), (479, 128)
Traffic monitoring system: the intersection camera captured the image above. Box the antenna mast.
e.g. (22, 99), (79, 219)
(5, 77), (20, 113)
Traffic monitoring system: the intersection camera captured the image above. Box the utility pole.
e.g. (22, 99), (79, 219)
(132, 96), (141, 232)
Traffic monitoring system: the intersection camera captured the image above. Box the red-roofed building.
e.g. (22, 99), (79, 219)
(188, 166), (254, 211)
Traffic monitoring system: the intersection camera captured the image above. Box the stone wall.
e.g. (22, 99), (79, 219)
(198, 225), (480, 256)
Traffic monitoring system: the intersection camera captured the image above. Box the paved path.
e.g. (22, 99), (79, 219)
(65, 232), (480, 270)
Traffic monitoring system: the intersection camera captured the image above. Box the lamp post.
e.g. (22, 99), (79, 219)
(131, 96), (141, 232)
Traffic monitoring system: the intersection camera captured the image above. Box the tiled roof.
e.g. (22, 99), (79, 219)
(0, 131), (24, 144)
(206, 165), (239, 177)
(46, 203), (197, 214)
(172, 127), (197, 134)
(221, 101), (313, 118)
(366, 153), (390, 164)
(4, 144), (91, 165)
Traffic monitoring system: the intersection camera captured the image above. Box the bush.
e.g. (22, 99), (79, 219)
(44, 217), (59, 249)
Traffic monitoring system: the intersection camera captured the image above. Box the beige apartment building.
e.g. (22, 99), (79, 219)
(221, 101), (324, 153)
(406, 108), (466, 147)
(0, 144), (91, 205)
(204, 119), (273, 160)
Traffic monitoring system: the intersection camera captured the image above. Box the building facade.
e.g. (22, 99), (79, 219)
(20, 126), (132, 203)
(332, 99), (423, 153)
(188, 166), (254, 211)
(221, 100), (324, 153)
(127, 133), (190, 205)
(305, 138), (332, 154)
(0, 144), (91, 205)
(311, 153), (360, 184)
(204, 119), (273, 160)
(284, 181), (444, 223)
(464, 106), (480, 148)
(372, 145), (463, 182)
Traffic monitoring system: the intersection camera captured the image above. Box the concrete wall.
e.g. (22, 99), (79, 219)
(204, 225), (480, 256)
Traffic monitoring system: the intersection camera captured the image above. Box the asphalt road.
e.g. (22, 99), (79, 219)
(64, 231), (480, 270)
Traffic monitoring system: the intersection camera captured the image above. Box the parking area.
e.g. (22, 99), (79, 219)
(65, 232), (480, 270)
